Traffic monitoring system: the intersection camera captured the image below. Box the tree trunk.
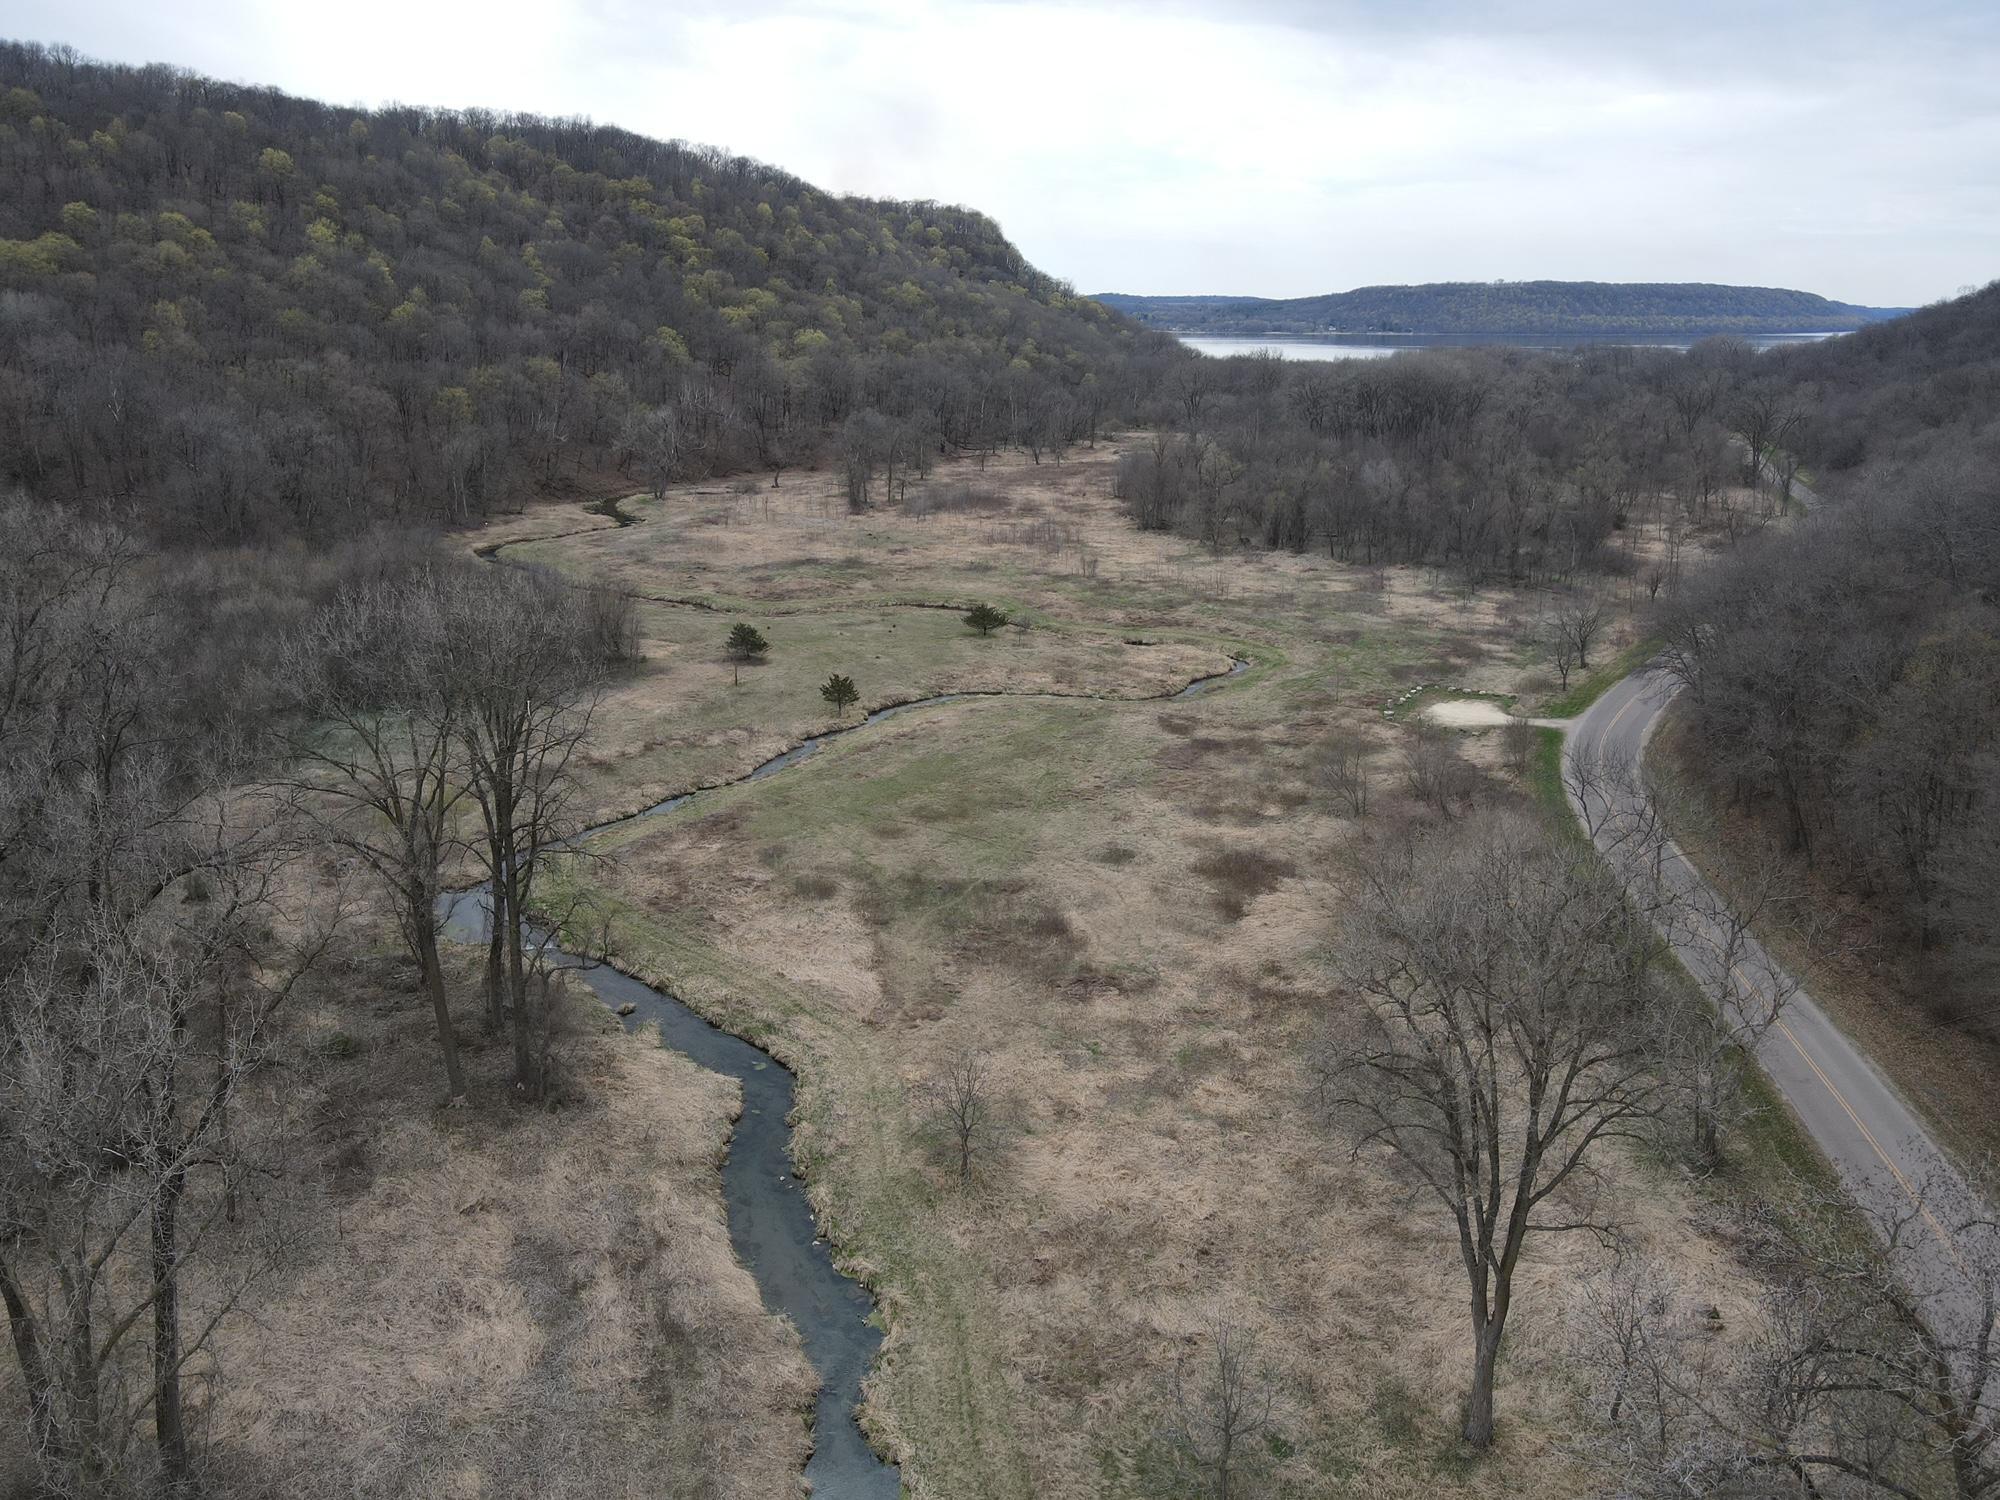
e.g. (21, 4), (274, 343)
(1462, 1316), (1505, 1448)
(0, 1256), (54, 1454)
(417, 920), (466, 1098)
(60, 1266), (104, 1485)
(483, 827), (508, 1033)
(499, 839), (536, 1098)
(151, 1168), (190, 1491)
(1695, 1098), (1721, 1168)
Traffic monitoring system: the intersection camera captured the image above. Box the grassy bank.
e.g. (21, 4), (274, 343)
(1534, 636), (1658, 719)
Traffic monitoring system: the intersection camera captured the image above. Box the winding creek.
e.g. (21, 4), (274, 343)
(450, 503), (1248, 1496)
(439, 886), (897, 1497)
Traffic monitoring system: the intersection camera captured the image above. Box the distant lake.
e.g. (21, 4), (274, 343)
(1177, 331), (1848, 361)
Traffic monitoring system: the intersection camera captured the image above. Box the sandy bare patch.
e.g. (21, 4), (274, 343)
(1424, 698), (1516, 728)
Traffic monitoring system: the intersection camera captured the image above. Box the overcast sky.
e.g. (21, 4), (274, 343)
(8, 0), (1995, 305)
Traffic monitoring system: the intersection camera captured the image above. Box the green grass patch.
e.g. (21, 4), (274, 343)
(1526, 727), (1568, 826)
(1533, 636), (1658, 719)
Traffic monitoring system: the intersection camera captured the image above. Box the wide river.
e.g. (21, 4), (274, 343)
(1177, 330), (1846, 361)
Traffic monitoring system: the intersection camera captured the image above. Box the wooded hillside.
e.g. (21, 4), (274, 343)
(1662, 281), (2000, 1037)
(0, 42), (1172, 541)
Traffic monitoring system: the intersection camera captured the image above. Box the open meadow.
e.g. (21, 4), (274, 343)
(466, 442), (1779, 1498)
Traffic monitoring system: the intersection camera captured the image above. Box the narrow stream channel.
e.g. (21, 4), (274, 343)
(438, 889), (896, 1498)
(590, 655), (1246, 835)
(457, 506), (1249, 1493)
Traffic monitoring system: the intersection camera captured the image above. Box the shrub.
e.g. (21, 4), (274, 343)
(964, 602), (1009, 636)
(820, 672), (859, 718)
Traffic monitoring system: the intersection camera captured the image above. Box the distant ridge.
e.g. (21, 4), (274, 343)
(1093, 280), (1909, 337)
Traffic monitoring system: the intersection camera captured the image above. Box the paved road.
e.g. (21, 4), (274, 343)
(1566, 669), (1991, 1320)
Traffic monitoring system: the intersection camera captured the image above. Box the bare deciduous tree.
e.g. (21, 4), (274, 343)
(1565, 748), (1814, 1169)
(1652, 857), (1809, 1169)
(620, 404), (681, 500)
(922, 1049), (992, 1186)
(282, 573), (469, 1097)
(444, 568), (607, 1100)
(0, 505), (330, 1494)
(1568, 1255), (1747, 1495)
(1312, 811), (1661, 1448)
(1575, 1181), (2000, 1500)
(1157, 1318), (1281, 1500)
(1542, 593), (1609, 692)
(1313, 732), (1373, 818)
(1401, 725), (1475, 821)
(1731, 382), (1804, 489)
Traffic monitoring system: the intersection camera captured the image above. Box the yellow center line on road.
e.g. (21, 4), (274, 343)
(1592, 675), (1968, 1271)
(1596, 685), (1643, 750)
(1761, 993), (1967, 1271)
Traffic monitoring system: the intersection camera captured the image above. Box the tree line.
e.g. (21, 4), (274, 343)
(1646, 280), (2000, 1040)
(1658, 449), (2000, 1037)
(0, 496), (637, 1494)
(1111, 335), (1795, 587)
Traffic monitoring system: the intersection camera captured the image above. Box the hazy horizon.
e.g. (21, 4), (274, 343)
(1091, 281), (1918, 305)
(6, 1), (1994, 308)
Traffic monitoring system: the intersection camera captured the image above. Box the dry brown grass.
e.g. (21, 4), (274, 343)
(455, 444), (1780, 1498)
(1188, 847), (1298, 920)
(0, 934), (813, 1500)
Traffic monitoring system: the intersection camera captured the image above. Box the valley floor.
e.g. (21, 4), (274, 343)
(481, 442), (1780, 1498)
(2, 443), (1804, 1498)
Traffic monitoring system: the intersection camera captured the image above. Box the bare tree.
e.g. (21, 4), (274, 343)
(1157, 1318), (1281, 1500)
(1576, 1182), (2000, 1500)
(1565, 748), (1811, 1169)
(1169, 362), (1212, 442)
(1401, 725), (1475, 821)
(1653, 852), (1809, 1168)
(1312, 811), (1662, 1447)
(1568, 1255), (1747, 1495)
(0, 505), (328, 1493)
(443, 568), (606, 1100)
(1314, 732), (1372, 818)
(282, 573), (469, 1097)
(1753, 1181), (2000, 1500)
(922, 1049), (992, 1186)
(1731, 382), (1804, 490)
(1543, 593), (1609, 692)
(620, 404), (681, 500)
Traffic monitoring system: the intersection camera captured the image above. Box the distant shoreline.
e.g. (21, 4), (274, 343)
(1172, 329), (1850, 361)
(1167, 327), (1857, 340)
(1097, 281), (1908, 341)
